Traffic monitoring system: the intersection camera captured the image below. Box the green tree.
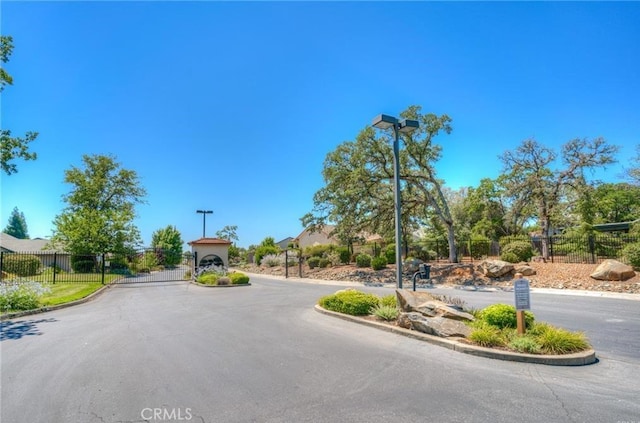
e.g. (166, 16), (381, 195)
(151, 225), (184, 266)
(626, 144), (640, 186)
(3, 206), (29, 239)
(51, 154), (147, 254)
(216, 225), (238, 243)
(578, 183), (640, 224)
(1, 35), (38, 175)
(303, 105), (458, 262)
(500, 138), (618, 259)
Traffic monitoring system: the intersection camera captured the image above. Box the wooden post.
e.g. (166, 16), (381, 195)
(516, 310), (526, 334)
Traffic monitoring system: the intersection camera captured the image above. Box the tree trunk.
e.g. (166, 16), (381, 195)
(446, 222), (458, 263)
(540, 204), (550, 260)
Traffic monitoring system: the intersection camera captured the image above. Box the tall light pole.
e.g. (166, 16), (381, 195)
(371, 114), (419, 289)
(196, 210), (213, 238)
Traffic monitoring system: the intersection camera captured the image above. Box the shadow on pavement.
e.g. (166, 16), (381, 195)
(0, 318), (58, 341)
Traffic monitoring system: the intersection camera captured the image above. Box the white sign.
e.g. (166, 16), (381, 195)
(514, 278), (531, 310)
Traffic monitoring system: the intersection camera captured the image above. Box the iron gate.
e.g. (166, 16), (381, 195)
(110, 249), (194, 284)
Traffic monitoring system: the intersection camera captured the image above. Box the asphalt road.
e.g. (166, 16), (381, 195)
(1, 276), (639, 423)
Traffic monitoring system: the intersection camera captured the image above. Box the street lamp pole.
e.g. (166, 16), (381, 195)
(371, 114), (419, 289)
(196, 210), (213, 238)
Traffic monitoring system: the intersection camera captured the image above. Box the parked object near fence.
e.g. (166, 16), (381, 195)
(590, 259), (636, 281)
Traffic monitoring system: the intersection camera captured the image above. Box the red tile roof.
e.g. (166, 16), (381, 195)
(188, 237), (232, 246)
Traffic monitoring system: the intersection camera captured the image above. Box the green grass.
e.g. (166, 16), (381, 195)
(8, 273), (120, 284)
(38, 283), (104, 306)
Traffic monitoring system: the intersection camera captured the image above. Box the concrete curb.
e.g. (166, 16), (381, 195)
(314, 305), (598, 366)
(1, 284), (112, 321)
(190, 281), (252, 288)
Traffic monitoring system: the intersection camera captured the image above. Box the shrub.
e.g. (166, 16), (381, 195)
(337, 248), (351, 264)
(197, 273), (219, 285)
(255, 245), (279, 266)
(2, 254), (42, 277)
(372, 304), (399, 321)
(537, 326), (590, 354)
(229, 272), (250, 284)
(0, 281), (51, 311)
(468, 322), (505, 348)
(261, 253), (282, 267)
(318, 289), (380, 316)
(508, 335), (541, 354)
(71, 255), (97, 273)
(307, 257), (321, 269)
(500, 241), (534, 263)
(480, 303), (534, 329)
(305, 244), (334, 258)
(384, 244), (396, 264)
(318, 258), (331, 268)
(217, 277), (231, 286)
(379, 294), (397, 308)
(325, 251), (341, 266)
(371, 256), (388, 271)
(621, 242), (640, 269)
(355, 253), (372, 268)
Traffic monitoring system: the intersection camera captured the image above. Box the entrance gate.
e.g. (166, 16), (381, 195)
(110, 249), (194, 284)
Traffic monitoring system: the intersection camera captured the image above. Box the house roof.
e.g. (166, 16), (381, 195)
(294, 225), (336, 240)
(592, 219), (639, 233)
(188, 237), (232, 246)
(0, 232), (60, 253)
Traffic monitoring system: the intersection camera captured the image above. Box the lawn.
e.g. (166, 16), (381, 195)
(22, 272), (121, 284)
(39, 283), (105, 306)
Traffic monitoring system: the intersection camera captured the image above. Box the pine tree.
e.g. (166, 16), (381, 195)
(3, 207), (29, 239)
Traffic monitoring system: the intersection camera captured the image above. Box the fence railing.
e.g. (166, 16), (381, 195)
(411, 234), (638, 264)
(0, 250), (194, 284)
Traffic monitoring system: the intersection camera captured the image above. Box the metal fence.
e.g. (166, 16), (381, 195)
(0, 249), (194, 284)
(410, 234), (638, 264)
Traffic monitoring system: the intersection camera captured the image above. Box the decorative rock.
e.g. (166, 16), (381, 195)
(398, 312), (472, 338)
(479, 259), (514, 278)
(396, 289), (474, 322)
(590, 260), (636, 281)
(515, 264), (536, 276)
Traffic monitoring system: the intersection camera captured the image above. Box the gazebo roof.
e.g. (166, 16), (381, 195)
(188, 237), (232, 246)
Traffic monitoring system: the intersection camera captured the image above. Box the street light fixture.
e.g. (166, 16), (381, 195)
(371, 114), (419, 289)
(196, 210), (213, 238)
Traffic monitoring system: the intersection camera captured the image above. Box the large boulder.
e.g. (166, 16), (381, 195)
(398, 312), (472, 338)
(404, 259), (424, 274)
(590, 260), (636, 281)
(479, 259), (514, 278)
(396, 289), (474, 321)
(514, 264), (536, 276)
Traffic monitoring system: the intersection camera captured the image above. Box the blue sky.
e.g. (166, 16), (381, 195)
(1, 1), (639, 249)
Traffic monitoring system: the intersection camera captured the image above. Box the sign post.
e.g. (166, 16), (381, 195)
(513, 272), (530, 334)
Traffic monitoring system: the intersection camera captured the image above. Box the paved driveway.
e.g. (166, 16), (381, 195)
(1, 277), (639, 423)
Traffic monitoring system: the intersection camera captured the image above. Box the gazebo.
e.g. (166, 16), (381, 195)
(188, 237), (232, 269)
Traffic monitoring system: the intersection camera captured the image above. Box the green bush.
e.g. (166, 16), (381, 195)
(337, 247), (351, 264)
(307, 257), (321, 269)
(372, 304), (399, 321)
(71, 255), (97, 273)
(318, 258), (331, 268)
(384, 244), (396, 264)
(255, 245), (279, 266)
(508, 335), (541, 354)
(318, 289), (380, 316)
(229, 272), (250, 284)
(621, 242), (640, 269)
(197, 273), (220, 285)
(1, 254), (41, 277)
(500, 241), (534, 263)
(480, 303), (534, 329)
(0, 281), (50, 311)
(536, 326), (590, 354)
(379, 294), (397, 308)
(305, 244), (334, 258)
(355, 253), (372, 268)
(468, 322), (506, 348)
(371, 256), (387, 271)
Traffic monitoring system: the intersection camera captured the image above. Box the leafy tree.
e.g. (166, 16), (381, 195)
(51, 154), (147, 255)
(500, 138), (618, 258)
(577, 183), (640, 224)
(151, 225), (184, 266)
(626, 144), (640, 186)
(216, 225), (238, 243)
(3, 206), (29, 239)
(0, 35), (38, 175)
(254, 236), (280, 265)
(303, 105), (458, 262)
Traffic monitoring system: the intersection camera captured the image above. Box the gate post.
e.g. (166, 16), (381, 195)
(101, 254), (106, 285)
(53, 252), (57, 284)
(0, 252), (3, 282)
(285, 250), (289, 279)
(588, 235), (596, 264)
